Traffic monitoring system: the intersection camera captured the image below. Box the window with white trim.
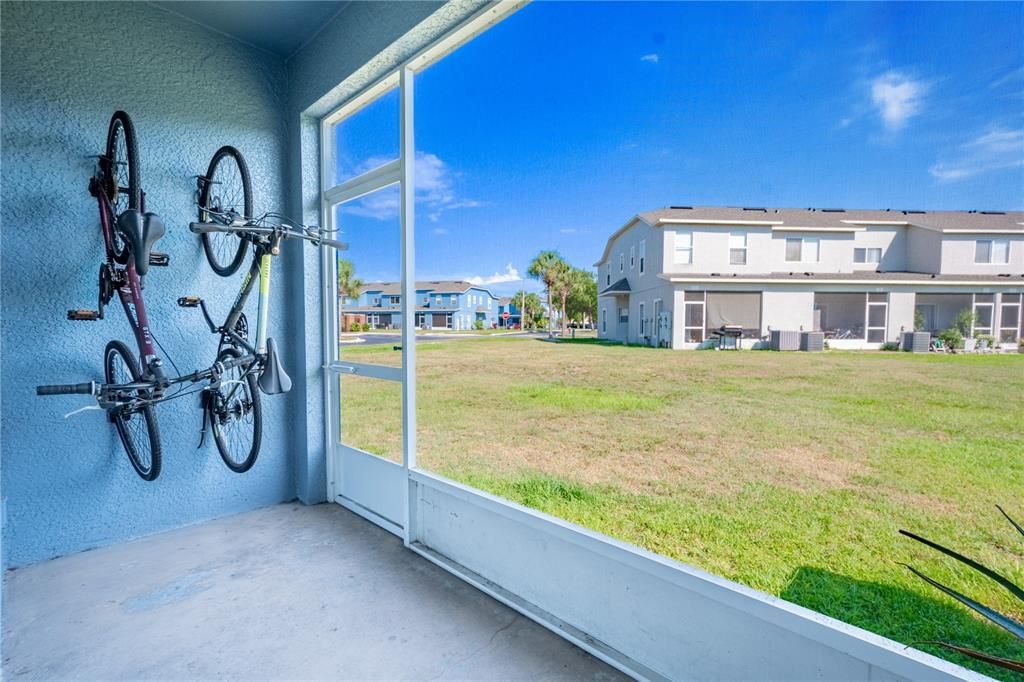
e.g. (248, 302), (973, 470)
(674, 230), (693, 264)
(975, 239), (1010, 264)
(630, 245), (635, 269)
(601, 308), (607, 334)
(729, 231), (747, 265)
(786, 237), (819, 263)
(618, 306), (629, 323)
(639, 239), (646, 274)
(619, 252), (624, 272)
(606, 264), (611, 286)
(639, 302), (646, 336)
(854, 247), (882, 264)
(999, 293), (1022, 343)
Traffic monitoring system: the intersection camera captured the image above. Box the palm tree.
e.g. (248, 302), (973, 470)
(528, 250), (569, 336)
(337, 258), (363, 302)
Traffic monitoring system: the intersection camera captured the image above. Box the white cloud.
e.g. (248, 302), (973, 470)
(559, 228), (577, 235)
(991, 66), (1024, 89)
(432, 227), (449, 236)
(466, 263), (522, 286)
(870, 70), (927, 131)
(929, 126), (1024, 182)
(640, 53), (659, 64)
(340, 151), (482, 222)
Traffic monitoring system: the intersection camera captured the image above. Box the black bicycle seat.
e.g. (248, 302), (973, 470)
(117, 209), (165, 276)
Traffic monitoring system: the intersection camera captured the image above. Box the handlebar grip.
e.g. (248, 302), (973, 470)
(37, 382), (94, 396)
(319, 237), (348, 251)
(189, 221), (226, 234)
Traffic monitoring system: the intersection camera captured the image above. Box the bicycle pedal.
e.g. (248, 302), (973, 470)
(149, 251), (170, 267)
(67, 309), (101, 321)
(177, 296), (202, 308)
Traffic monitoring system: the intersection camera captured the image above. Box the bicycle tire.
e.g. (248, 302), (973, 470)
(210, 346), (262, 473)
(104, 111), (141, 265)
(104, 340), (161, 481)
(198, 146), (252, 277)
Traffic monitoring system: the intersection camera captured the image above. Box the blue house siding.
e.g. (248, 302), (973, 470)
(341, 282), (500, 330)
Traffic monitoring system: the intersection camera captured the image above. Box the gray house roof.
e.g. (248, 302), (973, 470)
(637, 206), (1024, 232)
(360, 280), (498, 297)
(659, 271), (1024, 284)
(600, 277), (631, 295)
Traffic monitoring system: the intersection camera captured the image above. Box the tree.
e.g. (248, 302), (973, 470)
(337, 257), (363, 301)
(532, 249), (573, 333)
(566, 268), (597, 325)
(512, 290), (544, 330)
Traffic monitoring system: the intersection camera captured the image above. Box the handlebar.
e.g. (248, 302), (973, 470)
(189, 222), (347, 250)
(37, 382), (95, 396)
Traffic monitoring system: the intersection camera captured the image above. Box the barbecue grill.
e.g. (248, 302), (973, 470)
(713, 324), (743, 350)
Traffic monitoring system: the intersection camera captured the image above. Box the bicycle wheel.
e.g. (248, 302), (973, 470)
(198, 146), (252, 277)
(104, 111), (141, 265)
(210, 346), (262, 473)
(104, 340), (161, 481)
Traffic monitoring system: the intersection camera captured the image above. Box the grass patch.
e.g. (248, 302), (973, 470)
(508, 383), (661, 411)
(339, 338), (1024, 678)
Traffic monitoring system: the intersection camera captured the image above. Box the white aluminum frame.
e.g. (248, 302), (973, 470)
(314, 4), (982, 678)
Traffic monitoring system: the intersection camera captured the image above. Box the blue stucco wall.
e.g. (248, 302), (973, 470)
(0, 2), (294, 567)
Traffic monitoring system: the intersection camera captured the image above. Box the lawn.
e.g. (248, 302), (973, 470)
(339, 338), (1024, 678)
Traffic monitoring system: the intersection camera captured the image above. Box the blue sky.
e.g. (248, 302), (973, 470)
(337, 1), (1023, 295)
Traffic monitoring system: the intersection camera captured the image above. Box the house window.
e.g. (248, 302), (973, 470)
(639, 239), (646, 274)
(605, 264), (611, 286)
(683, 290), (705, 343)
(975, 239), (1010, 264)
(601, 308), (607, 334)
(630, 245), (635, 269)
(854, 247), (882, 264)
(729, 231), (747, 265)
(639, 302), (646, 336)
(674, 230), (693, 264)
(450, 295), (457, 306)
(620, 252), (624, 272)
(974, 293), (995, 336)
(786, 237), (819, 263)
(999, 293), (1022, 343)
(618, 307), (629, 324)
(866, 292), (888, 343)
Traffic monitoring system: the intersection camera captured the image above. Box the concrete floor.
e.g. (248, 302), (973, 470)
(3, 503), (625, 680)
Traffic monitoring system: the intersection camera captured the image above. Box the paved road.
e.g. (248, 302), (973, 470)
(345, 332), (542, 347)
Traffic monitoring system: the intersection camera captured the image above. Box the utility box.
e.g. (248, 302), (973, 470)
(902, 331), (930, 353)
(800, 331), (825, 352)
(769, 330), (800, 351)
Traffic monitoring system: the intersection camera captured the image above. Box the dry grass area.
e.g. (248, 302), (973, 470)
(340, 337), (1024, 678)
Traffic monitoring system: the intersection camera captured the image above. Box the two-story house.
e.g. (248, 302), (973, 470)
(497, 297), (521, 328)
(342, 280), (501, 331)
(595, 206), (1024, 349)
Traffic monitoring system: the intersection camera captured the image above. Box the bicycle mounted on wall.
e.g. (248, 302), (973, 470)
(36, 114), (346, 481)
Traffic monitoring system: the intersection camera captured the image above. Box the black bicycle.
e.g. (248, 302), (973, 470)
(179, 146), (347, 471)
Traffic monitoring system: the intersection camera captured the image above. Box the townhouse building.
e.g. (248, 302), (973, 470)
(595, 206), (1024, 349)
(342, 280), (500, 331)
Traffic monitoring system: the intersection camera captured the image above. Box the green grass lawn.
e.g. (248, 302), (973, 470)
(339, 338), (1024, 678)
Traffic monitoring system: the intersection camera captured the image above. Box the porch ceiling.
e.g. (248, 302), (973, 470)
(3, 503), (622, 680)
(151, 1), (349, 58)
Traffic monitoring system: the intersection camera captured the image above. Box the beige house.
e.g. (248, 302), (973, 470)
(595, 206), (1024, 349)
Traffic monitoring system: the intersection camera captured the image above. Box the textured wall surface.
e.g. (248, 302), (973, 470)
(284, 0), (483, 504)
(0, 2), (293, 567)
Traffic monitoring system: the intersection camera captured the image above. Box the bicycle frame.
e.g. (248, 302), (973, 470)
(93, 176), (162, 379)
(218, 241), (276, 356)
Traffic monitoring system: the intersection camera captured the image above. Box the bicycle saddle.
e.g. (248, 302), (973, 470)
(258, 337), (292, 395)
(116, 209), (165, 276)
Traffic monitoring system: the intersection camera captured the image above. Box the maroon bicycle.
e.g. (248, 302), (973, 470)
(38, 111), (167, 480)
